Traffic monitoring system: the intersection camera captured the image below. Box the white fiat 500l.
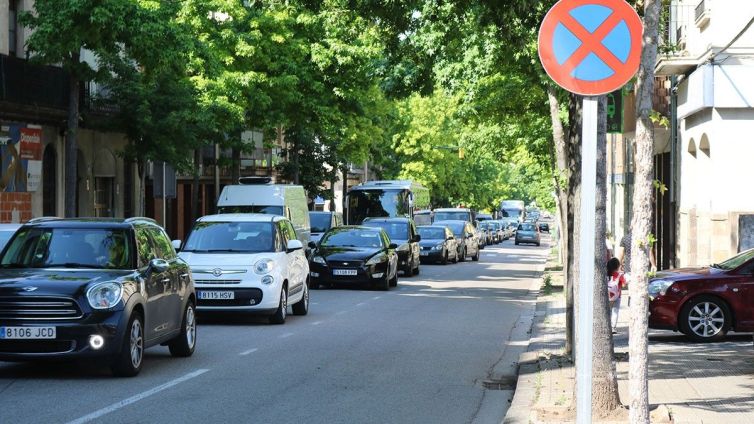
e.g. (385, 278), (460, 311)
(176, 214), (309, 324)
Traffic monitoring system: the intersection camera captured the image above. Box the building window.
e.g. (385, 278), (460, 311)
(94, 177), (114, 217)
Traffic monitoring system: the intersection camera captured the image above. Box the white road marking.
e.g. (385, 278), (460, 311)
(279, 332), (294, 339)
(66, 369), (209, 424)
(311, 320), (323, 326)
(372, 296), (382, 300)
(356, 302), (366, 306)
(239, 348), (258, 356)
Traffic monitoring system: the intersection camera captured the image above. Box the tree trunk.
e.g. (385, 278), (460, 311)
(191, 148), (201, 223)
(592, 95), (622, 413)
(546, 86), (573, 353)
(565, 92), (583, 358)
(341, 164), (349, 221)
(64, 54), (80, 218)
(629, 0), (661, 422)
(136, 157), (146, 217)
(231, 146), (241, 184)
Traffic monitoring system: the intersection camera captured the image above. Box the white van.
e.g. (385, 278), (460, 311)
(217, 177), (311, 246)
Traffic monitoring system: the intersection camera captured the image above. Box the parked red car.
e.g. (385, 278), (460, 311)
(649, 248), (754, 342)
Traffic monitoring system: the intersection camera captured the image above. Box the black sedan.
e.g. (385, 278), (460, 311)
(308, 226), (399, 290)
(417, 225), (459, 264)
(0, 218), (196, 377)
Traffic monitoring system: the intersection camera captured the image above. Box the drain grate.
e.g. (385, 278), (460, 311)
(482, 376), (517, 390)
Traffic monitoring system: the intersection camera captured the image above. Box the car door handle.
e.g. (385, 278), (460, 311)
(180, 273), (189, 279)
(733, 288), (740, 292)
(161, 278), (171, 284)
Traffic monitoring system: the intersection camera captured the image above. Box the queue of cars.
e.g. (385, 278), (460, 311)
(0, 181), (543, 376)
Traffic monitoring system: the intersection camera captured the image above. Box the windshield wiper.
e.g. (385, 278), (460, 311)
(46, 263), (104, 269)
(205, 249), (247, 253)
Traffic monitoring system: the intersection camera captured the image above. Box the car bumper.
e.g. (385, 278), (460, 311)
(0, 311), (127, 361)
(419, 250), (444, 261)
(309, 263), (387, 285)
(648, 297), (680, 331)
(193, 274), (283, 311)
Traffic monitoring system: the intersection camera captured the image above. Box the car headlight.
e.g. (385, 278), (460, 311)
(87, 282), (123, 310)
(432, 243), (444, 250)
(312, 256), (326, 265)
(648, 279), (674, 299)
(397, 243), (410, 252)
(366, 254), (385, 265)
(254, 259), (275, 275)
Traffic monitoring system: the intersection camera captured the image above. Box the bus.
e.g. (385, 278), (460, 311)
(346, 180), (431, 225)
(500, 200), (526, 223)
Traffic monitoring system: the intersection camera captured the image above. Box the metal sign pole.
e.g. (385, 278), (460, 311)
(576, 96), (598, 424)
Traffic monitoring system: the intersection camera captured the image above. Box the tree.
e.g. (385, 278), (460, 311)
(592, 95), (622, 414)
(629, 0), (663, 421)
(20, 0), (135, 217)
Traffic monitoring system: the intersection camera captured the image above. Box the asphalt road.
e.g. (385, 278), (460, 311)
(0, 238), (548, 424)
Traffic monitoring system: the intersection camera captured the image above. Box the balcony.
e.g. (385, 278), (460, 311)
(0, 54), (69, 120)
(695, 0), (710, 28)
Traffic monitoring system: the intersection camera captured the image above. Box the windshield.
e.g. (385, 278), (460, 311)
(417, 227), (445, 240)
(348, 189), (409, 224)
(321, 229), (384, 248)
(0, 228), (132, 269)
(217, 205), (285, 216)
(714, 248), (754, 271)
(438, 222), (464, 236)
(310, 213), (332, 233)
(518, 223), (536, 232)
(413, 213), (432, 226)
(183, 221), (275, 253)
(434, 211), (471, 222)
(502, 209), (523, 219)
(362, 221), (408, 241)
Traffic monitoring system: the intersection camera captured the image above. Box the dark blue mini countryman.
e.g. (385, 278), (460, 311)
(0, 218), (196, 376)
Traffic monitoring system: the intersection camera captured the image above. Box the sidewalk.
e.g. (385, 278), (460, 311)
(504, 272), (754, 423)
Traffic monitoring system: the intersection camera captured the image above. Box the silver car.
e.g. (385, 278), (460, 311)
(515, 222), (541, 246)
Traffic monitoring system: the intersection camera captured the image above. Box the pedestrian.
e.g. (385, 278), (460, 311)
(607, 257), (626, 333)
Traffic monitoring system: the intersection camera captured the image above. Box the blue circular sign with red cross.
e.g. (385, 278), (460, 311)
(538, 0), (643, 96)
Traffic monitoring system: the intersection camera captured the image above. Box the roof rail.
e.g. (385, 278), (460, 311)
(27, 216), (61, 224)
(124, 217), (159, 225)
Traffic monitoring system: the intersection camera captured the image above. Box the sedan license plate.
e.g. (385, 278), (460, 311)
(420, 251), (430, 256)
(198, 290), (235, 300)
(333, 269), (357, 276)
(0, 326), (56, 339)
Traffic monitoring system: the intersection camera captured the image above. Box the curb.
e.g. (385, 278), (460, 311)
(503, 278), (551, 424)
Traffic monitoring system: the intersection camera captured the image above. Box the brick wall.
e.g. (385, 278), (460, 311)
(0, 192), (32, 223)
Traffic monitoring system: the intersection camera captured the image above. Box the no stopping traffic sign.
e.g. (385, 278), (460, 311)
(538, 0), (642, 96)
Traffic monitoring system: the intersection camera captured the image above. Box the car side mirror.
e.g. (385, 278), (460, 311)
(171, 240), (182, 251)
(413, 234), (421, 242)
(308, 241), (317, 249)
(388, 243), (399, 249)
(149, 258), (169, 273)
(287, 239), (304, 252)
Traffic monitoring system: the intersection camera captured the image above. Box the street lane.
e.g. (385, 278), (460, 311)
(0, 239), (548, 424)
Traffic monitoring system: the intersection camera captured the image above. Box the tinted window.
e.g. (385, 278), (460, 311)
(715, 248), (754, 271)
(148, 227), (176, 260)
(417, 227), (445, 240)
(348, 189), (409, 224)
(183, 222), (275, 253)
(320, 229), (384, 248)
(439, 222), (465, 236)
(135, 227), (157, 268)
(216, 205), (285, 216)
(1, 227), (132, 269)
(518, 223), (536, 231)
(434, 211), (471, 222)
(310, 213), (332, 233)
(362, 221), (409, 240)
